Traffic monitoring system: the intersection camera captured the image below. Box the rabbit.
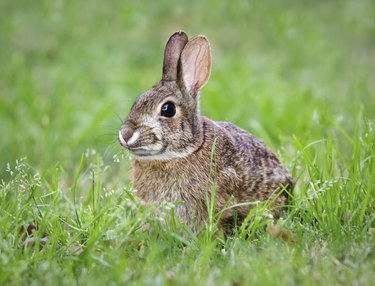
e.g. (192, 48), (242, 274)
(118, 31), (293, 232)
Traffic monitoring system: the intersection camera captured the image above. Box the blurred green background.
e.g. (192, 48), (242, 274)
(1, 0), (374, 178)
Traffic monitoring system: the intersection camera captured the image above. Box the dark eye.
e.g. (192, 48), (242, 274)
(161, 102), (176, 117)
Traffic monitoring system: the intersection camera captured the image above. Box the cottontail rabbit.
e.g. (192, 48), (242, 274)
(119, 31), (293, 232)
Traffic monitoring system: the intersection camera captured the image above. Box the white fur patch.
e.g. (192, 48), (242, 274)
(119, 130), (140, 147)
(118, 130), (127, 146)
(143, 115), (160, 129)
(133, 147), (196, 161)
(127, 131), (140, 146)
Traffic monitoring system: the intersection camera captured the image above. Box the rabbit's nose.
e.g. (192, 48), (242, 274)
(122, 128), (134, 142)
(119, 127), (134, 146)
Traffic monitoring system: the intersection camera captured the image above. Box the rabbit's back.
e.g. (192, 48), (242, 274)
(216, 121), (292, 210)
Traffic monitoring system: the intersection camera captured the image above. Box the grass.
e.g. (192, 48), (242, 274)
(1, 0), (374, 285)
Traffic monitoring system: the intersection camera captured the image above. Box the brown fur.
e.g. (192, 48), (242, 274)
(119, 31), (293, 232)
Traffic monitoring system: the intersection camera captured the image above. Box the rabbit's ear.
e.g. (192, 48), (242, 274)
(162, 31), (189, 81)
(179, 36), (211, 95)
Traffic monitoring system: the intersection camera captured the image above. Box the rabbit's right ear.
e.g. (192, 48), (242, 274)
(162, 31), (189, 82)
(179, 36), (211, 95)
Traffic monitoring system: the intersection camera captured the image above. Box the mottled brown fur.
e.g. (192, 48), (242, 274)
(119, 31), (293, 232)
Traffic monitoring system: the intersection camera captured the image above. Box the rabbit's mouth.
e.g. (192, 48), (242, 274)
(119, 130), (165, 156)
(119, 129), (196, 160)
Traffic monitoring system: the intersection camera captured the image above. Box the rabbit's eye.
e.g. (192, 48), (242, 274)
(161, 102), (176, 117)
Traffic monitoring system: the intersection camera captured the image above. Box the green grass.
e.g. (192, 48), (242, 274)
(1, 0), (374, 285)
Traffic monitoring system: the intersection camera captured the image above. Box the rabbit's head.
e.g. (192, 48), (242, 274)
(119, 31), (211, 160)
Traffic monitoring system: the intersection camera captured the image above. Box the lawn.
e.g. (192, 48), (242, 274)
(0, 0), (374, 285)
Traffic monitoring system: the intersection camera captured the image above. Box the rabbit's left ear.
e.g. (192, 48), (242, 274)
(162, 31), (189, 82)
(179, 36), (211, 95)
